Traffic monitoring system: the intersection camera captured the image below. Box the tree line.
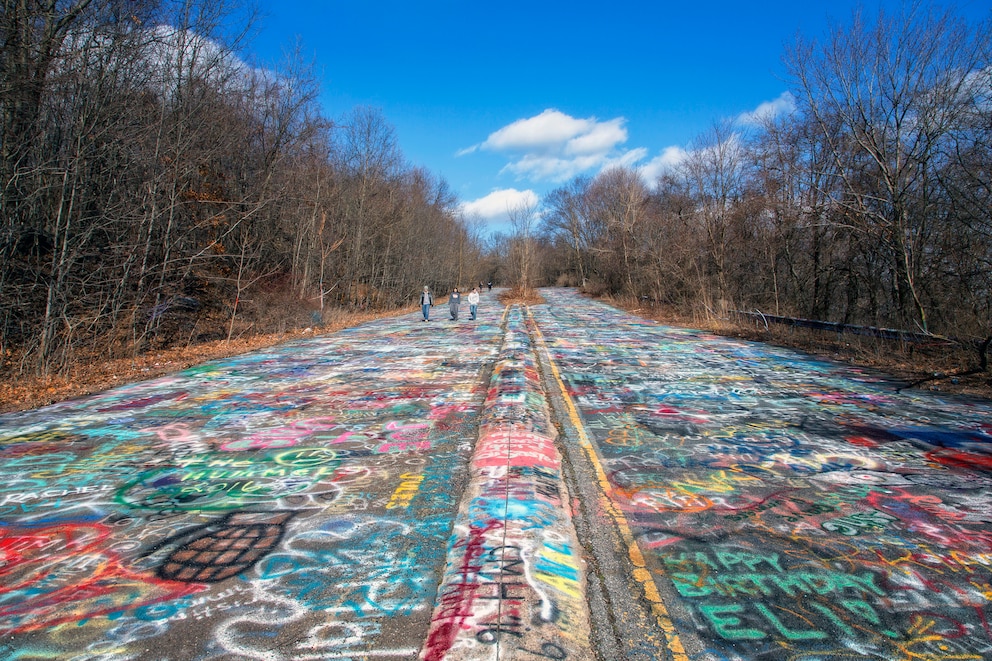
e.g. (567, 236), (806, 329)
(525, 4), (990, 346)
(3, 2), (988, 380)
(1, 0), (482, 376)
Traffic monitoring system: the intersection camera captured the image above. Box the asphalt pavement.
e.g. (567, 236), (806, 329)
(531, 289), (992, 661)
(2, 288), (991, 660)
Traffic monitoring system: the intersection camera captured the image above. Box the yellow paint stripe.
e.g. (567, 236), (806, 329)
(527, 307), (690, 661)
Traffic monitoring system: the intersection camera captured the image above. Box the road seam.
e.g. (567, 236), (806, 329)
(527, 306), (690, 661)
(420, 305), (595, 660)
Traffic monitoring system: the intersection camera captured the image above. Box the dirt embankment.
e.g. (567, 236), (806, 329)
(3, 291), (988, 414)
(0, 307), (409, 415)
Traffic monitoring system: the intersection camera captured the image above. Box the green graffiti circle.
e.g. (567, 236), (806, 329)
(271, 447), (338, 467)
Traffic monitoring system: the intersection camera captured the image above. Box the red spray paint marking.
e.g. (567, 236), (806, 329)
(926, 448), (992, 471)
(0, 523), (202, 634)
(422, 519), (502, 661)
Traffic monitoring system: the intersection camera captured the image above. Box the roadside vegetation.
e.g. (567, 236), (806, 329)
(497, 4), (992, 399)
(0, 0), (492, 401)
(498, 287), (546, 307)
(2, 2), (989, 411)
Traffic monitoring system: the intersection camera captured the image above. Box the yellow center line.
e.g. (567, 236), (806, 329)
(527, 306), (690, 661)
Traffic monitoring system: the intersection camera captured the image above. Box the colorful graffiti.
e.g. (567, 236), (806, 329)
(0, 302), (508, 659)
(531, 288), (992, 661)
(9, 285), (988, 659)
(422, 306), (592, 660)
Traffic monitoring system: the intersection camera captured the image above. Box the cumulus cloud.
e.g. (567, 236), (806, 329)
(737, 91), (796, 126)
(502, 153), (605, 183)
(466, 109), (634, 183)
(638, 146), (690, 184)
(460, 188), (540, 221)
(564, 118), (628, 156)
(461, 98), (798, 195)
(482, 109), (598, 153)
(605, 147), (649, 171)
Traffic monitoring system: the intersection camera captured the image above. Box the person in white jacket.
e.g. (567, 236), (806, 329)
(467, 287), (480, 320)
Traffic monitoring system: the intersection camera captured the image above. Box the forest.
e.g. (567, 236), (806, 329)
(517, 5), (992, 361)
(1, 0), (486, 378)
(1, 0), (990, 382)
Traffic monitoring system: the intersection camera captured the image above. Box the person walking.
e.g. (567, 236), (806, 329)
(448, 288), (461, 321)
(420, 286), (433, 321)
(468, 287), (480, 320)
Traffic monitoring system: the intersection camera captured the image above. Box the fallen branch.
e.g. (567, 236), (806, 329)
(896, 335), (991, 393)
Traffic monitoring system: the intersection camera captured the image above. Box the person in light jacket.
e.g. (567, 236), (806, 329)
(468, 287), (480, 320)
(420, 286), (433, 321)
(448, 288), (461, 320)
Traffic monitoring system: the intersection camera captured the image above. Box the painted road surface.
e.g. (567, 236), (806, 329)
(0, 293), (594, 660)
(5, 287), (992, 661)
(531, 289), (992, 661)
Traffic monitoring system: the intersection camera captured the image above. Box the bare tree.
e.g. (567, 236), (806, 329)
(585, 166), (648, 294)
(541, 176), (594, 287)
(507, 201), (538, 290)
(674, 123), (751, 312)
(0, 1), (491, 379)
(787, 2), (990, 332)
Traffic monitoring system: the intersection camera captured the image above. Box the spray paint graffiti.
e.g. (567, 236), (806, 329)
(144, 510), (298, 582)
(422, 306), (593, 660)
(531, 288), (992, 661)
(0, 306), (504, 658)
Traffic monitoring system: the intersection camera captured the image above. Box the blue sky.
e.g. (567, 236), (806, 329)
(245, 1), (990, 235)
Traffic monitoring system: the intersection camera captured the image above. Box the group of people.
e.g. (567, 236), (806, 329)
(419, 284), (487, 322)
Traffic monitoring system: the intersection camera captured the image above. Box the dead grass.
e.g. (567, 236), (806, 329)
(605, 294), (992, 402)
(499, 287), (546, 306)
(6, 290), (987, 413)
(0, 306), (412, 414)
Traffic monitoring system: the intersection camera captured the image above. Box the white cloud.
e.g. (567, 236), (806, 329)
(737, 92), (796, 126)
(639, 146), (689, 183)
(564, 118), (627, 156)
(502, 153), (604, 183)
(460, 188), (539, 221)
(605, 147), (649, 171)
(482, 109), (594, 153)
(461, 98), (797, 196)
(466, 109), (637, 183)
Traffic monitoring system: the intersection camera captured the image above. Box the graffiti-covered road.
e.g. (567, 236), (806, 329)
(0, 293), (595, 661)
(532, 289), (992, 661)
(2, 289), (992, 661)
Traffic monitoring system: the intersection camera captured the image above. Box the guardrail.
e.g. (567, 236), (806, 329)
(730, 310), (953, 345)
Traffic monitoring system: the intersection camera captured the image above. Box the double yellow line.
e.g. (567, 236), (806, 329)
(527, 308), (689, 661)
